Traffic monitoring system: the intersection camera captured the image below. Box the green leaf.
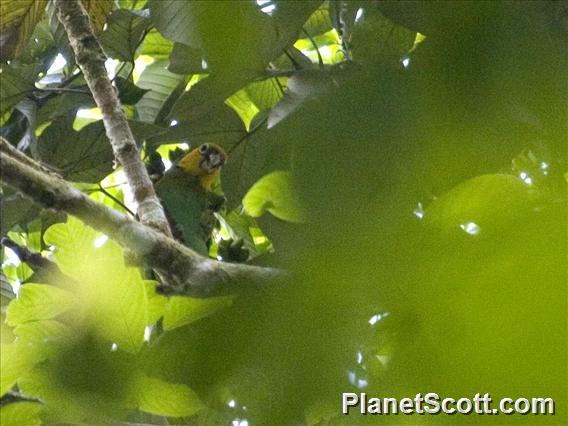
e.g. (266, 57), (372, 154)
(37, 116), (163, 181)
(0, 190), (38, 237)
(0, 63), (41, 115)
(349, 6), (416, 64)
(267, 69), (336, 128)
(216, 209), (273, 259)
(6, 284), (75, 327)
(147, 102), (245, 150)
(135, 375), (203, 417)
(168, 73), (251, 125)
(168, 42), (205, 75)
(245, 78), (285, 112)
(81, 0), (114, 33)
(162, 296), (233, 331)
(221, 118), (295, 205)
(0, 401), (42, 426)
(99, 9), (150, 62)
(13, 319), (73, 346)
(36, 116), (114, 183)
(140, 28), (173, 58)
(149, 0), (276, 72)
(424, 174), (541, 232)
(136, 60), (187, 123)
(0, 0), (48, 61)
(36, 85), (94, 124)
(225, 89), (260, 129)
(303, 4), (333, 36)
(243, 171), (305, 223)
(43, 217), (153, 353)
(19, 21), (57, 67)
(116, 76), (149, 105)
(144, 281), (167, 325)
(271, 0), (323, 48)
(0, 342), (44, 396)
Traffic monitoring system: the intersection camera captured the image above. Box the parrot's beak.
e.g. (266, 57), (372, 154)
(201, 151), (225, 174)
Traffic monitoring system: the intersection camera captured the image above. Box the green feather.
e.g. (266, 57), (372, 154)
(155, 167), (212, 255)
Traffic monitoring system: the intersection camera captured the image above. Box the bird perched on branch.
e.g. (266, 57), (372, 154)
(153, 143), (227, 256)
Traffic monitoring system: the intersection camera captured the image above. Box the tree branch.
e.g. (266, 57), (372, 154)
(53, 0), (172, 237)
(0, 236), (71, 285)
(1, 138), (284, 298)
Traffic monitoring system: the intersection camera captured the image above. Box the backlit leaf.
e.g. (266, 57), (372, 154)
(243, 171), (305, 223)
(136, 374), (203, 417)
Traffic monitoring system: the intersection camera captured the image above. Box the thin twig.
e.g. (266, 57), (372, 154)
(34, 87), (91, 94)
(302, 28), (324, 69)
(97, 183), (136, 217)
(228, 116), (268, 155)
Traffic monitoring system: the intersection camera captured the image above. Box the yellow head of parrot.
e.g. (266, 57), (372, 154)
(177, 143), (227, 177)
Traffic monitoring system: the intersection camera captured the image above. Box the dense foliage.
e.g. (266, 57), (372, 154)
(1, 1), (566, 424)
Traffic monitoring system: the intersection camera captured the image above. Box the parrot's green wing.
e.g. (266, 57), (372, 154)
(154, 168), (211, 255)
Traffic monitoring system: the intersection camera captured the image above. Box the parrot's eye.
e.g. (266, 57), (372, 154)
(198, 143), (209, 154)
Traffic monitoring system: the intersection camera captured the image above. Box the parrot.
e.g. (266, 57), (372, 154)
(154, 143), (227, 256)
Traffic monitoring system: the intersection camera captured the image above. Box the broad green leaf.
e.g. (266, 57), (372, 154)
(6, 284), (75, 326)
(303, 4), (333, 36)
(216, 209), (273, 259)
(43, 217), (99, 277)
(149, 0), (276, 72)
(35, 85), (94, 124)
(19, 361), (136, 423)
(36, 115), (114, 183)
(86, 263), (149, 353)
(168, 73), (251, 124)
(221, 117), (295, 205)
(0, 63), (41, 115)
(0, 190), (38, 237)
(100, 9), (150, 62)
(116, 76), (149, 105)
(136, 374), (203, 417)
(0, 0), (48, 61)
(13, 319), (73, 346)
(140, 28), (173, 58)
(144, 281), (167, 325)
(0, 342), (44, 396)
(44, 217), (151, 353)
(349, 6), (416, 64)
(0, 401), (42, 426)
(245, 78), (285, 112)
(225, 89), (260, 130)
(162, 296), (233, 331)
(267, 69), (336, 128)
(271, 0), (323, 48)
(136, 60), (187, 123)
(243, 171), (305, 223)
(168, 42), (205, 75)
(82, 0), (114, 33)
(19, 21), (57, 67)
(147, 102), (244, 150)
(37, 117), (163, 182)
(424, 174), (541, 232)
(119, 0), (147, 10)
